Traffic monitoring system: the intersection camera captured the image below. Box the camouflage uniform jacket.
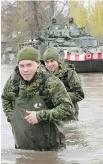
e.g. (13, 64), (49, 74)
(54, 63), (85, 103)
(1, 66), (75, 123)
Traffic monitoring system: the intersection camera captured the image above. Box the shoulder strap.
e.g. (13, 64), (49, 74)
(62, 71), (69, 88)
(61, 68), (73, 89)
(39, 73), (50, 96)
(14, 69), (20, 97)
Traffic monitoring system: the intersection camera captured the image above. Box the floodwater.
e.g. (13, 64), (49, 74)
(1, 65), (103, 164)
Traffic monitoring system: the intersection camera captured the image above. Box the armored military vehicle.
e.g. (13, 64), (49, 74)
(19, 17), (103, 72)
(39, 16), (103, 72)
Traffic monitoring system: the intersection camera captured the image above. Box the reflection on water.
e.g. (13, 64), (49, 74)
(1, 66), (103, 164)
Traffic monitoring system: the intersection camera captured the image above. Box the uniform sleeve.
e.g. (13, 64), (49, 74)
(67, 70), (84, 102)
(36, 75), (75, 122)
(1, 74), (15, 122)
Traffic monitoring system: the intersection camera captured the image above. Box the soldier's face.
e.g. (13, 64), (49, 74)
(45, 59), (59, 72)
(18, 60), (39, 81)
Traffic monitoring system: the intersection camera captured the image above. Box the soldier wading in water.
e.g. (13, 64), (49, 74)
(43, 48), (84, 120)
(2, 46), (75, 151)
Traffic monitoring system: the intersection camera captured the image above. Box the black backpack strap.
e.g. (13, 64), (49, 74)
(39, 73), (54, 109)
(68, 63), (75, 70)
(60, 71), (68, 88)
(14, 67), (20, 97)
(39, 73), (50, 96)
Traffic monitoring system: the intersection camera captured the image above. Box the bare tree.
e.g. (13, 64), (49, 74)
(1, 0), (69, 42)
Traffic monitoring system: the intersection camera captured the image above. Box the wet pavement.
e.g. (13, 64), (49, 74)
(1, 65), (103, 164)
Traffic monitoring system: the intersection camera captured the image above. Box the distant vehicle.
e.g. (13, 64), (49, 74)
(19, 17), (103, 73)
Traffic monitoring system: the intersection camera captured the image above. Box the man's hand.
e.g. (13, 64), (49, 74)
(24, 110), (38, 125)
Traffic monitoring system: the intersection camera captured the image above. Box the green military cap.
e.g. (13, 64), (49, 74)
(43, 47), (61, 63)
(17, 46), (40, 63)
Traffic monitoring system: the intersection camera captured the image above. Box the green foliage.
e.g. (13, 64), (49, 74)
(88, 1), (103, 38)
(69, 1), (87, 27)
(69, 0), (103, 40)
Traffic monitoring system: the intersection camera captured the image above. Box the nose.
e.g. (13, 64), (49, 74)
(23, 66), (28, 72)
(48, 62), (52, 67)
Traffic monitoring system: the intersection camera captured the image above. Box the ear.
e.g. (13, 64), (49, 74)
(37, 61), (40, 67)
(36, 61), (40, 64)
